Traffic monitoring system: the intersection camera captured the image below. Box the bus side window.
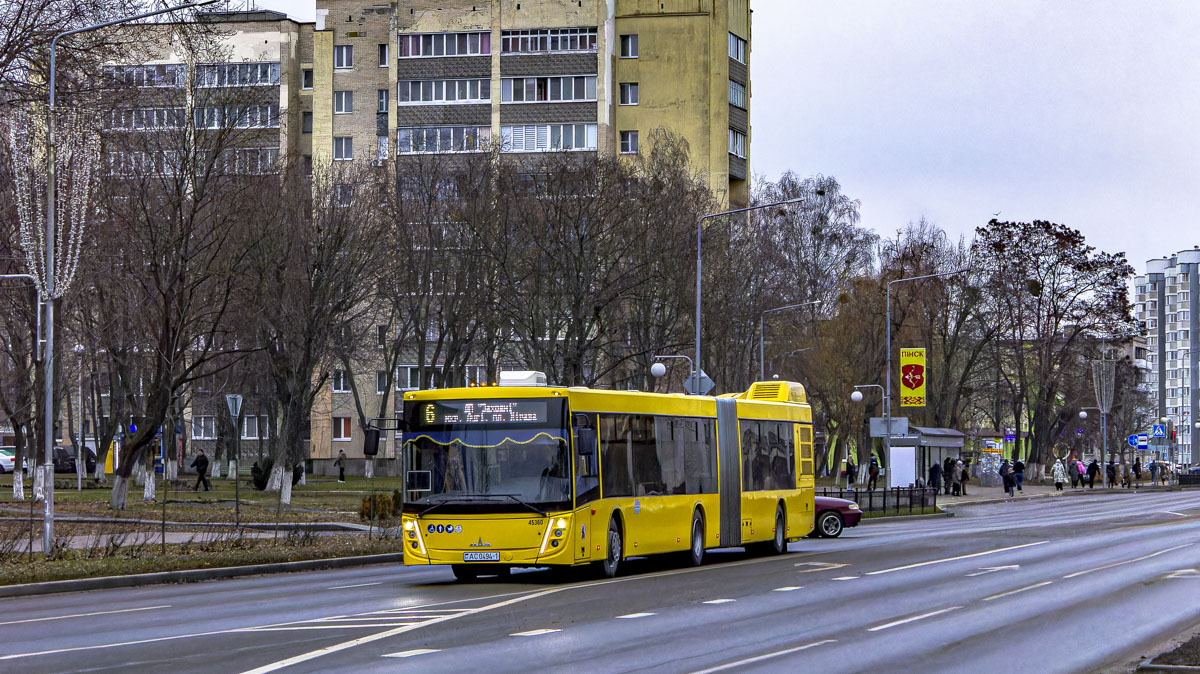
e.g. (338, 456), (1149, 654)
(573, 413), (600, 505)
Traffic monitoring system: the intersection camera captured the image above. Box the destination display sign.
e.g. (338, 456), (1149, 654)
(416, 400), (548, 426)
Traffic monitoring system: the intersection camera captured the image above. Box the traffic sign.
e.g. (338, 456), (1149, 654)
(682, 371), (715, 396)
(225, 394), (243, 420)
(1152, 424), (1166, 438)
(1128, 434), (1139, 448)
(1138, 434), (1149, 449)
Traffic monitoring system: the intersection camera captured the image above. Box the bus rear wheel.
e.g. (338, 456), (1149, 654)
(451, 565), (479, 582)
(601, 518), (622, 578)
(769, 506), (787, 555)
(688, 510), (705, 566)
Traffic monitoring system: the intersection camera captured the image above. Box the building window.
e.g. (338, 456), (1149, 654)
(620, 34), (638, 58)
(501, 75), (597, 103)
(729, 80), (746, 109)
(219, 147), (279, 175)
(620, 130), (638, 154)
(377, 325), (388, 347)
(195, 62), (280, 87)
(398, 126), (491, 154)
(500, 28), (597, 54)
(106, 107), (185, 131)
(302, 111), (313, 134)
(619, 82), (638, 105)
(376, 371), (388, 395)
(398, 78), (491, 104)
(334, 90), (353, 113)
(334, 183), (354, 207)
(191, 416), (215, 440)
(398, 31), (490, 57)
(334, 45), (353, 69)
(302, 68), (313, 89)
(105, 64), (187, 88)
(378, 43), (389, 65)
(332, 417), (352, 441)
(729, 129), (746, 158)
(241, 415), (261, 440)
(332, 369), (350, 392)
(501, 123), (598, 152)
(728, 33), (746, 63)
(193, 104), (279, 129)
(376, 136), (389, 160)
(377, 89), (388, 112)
(333, 137), (353, 160)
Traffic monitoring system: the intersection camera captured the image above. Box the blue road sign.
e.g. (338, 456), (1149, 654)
(1138, 434), (1149, 449)
(1128, 434), (1139, 448)
(1152, 424), (1166, 438)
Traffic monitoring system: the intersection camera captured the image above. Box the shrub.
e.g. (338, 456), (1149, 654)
(391, 489), (403, 516)
(360, 493), (393, 521)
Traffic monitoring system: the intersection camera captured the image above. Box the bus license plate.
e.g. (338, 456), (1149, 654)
(463, 552), (499, 562)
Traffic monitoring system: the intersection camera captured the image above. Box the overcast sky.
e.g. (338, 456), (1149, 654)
(257, 0), (1197, 271)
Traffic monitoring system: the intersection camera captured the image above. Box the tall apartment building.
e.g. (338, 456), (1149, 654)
(103, 2), (753, 472)
(1133, 247), (1200, 464)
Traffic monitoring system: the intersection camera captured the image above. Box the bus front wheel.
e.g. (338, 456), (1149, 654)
(451, 565), (479, 582)
(601, 518), (622, 578)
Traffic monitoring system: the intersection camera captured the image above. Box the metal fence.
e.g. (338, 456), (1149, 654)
(818, 486), (938, 515)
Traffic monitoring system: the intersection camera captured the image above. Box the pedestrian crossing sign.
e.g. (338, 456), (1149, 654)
(1152, 424), (1166, 438)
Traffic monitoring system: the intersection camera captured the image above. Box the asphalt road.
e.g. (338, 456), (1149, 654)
(3, 490), (1199, 674)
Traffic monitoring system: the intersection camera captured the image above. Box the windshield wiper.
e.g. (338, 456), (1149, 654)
(417, 493), (546, 517)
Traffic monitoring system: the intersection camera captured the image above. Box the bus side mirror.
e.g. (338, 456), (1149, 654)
(406, 470), (431, 492)
(363, 428), (380, 456)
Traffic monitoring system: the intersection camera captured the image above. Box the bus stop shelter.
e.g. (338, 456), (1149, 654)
(888, 426), (966, 487)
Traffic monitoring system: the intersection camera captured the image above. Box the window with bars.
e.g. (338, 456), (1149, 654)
(398, 31), (490, 57)
(500, 27), (597, 53)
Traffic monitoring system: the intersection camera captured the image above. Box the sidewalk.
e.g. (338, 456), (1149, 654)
(937, 479), (1170, 507)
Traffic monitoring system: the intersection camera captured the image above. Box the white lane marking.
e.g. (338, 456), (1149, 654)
(688, 639), (836, 674)
(832, 576), (859, 581)
(1166, 569), (1200, 579)
(866, 541), (1049, 576)
(0, 605), (170, 626)
(702, 599), (735, 604)
(983, 581), (1052, 601)
(1166, 511), (1188, 517)
(510, 628), (561, 637)
(245, 625), (411, 631)
(965, 565), (1019, 577)
(383, 649), (440, 658)
(615, 612), (656, 619)
(239, 587), (565, 674)
(773, 586), (803, 592)
(867, 606), (962, 632)
(1063, 543), (1195, 579)
(328, 582), (382, 590)
(794, 562), (849, 573)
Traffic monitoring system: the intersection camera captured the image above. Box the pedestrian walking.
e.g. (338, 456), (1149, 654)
(1076, 459), (1086, 488)
(867, 457), (880, 491)
(950, 459), (963, 496)
(1150, 460), (1159, 485)
(1068, 457), (1080, 488)
(335, 449), (347, 483)
(1000, 459), (1015, 497)
(1133, 458), (1142, 484)
(190, 449), (211, 492)
(1051, 457), (1066, 491)
(943, 457), (954, 495)
(1086, 459), (1100, 488)
(846, 458), (857, 489)
(960, 458), (971, 496)
(928, 461), (943, 494)
(1013, 457), (1025, 492)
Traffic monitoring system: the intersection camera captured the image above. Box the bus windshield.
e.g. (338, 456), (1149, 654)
(402, 398), (571, 513)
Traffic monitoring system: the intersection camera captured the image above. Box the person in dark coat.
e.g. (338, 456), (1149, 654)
(846, 458), (857, 489)
(999, 459), (1015, 497)
(942, 457), (954, 495)
(335, 449), (347, 483)
(1012, 458), (1025, 492)
(1133, 457), (1142, 483)
(1106, 461), (1116, 487)
(867, 457), (880, 491)
(1086, 459), (1100, 488)
(960, 458), (971, 495)
(928, 461), (943, 493)
(190, 449), (211, 492)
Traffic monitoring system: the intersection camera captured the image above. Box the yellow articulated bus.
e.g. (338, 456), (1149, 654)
(399, 371), (816, 580)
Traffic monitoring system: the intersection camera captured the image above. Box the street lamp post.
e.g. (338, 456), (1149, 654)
(1159, 416), (1176, 489)
(851, 384), (886, 488)
(883, 270), (968, 481)
(759, 301), (820, 381)
(1079, 407), (1108, 488)
(695, 195), (813, 395)
(40, 0), (215, 553)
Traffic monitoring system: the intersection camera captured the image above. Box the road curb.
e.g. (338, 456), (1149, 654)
(0, 552), (404, 599)
(860, 510), (953, 524)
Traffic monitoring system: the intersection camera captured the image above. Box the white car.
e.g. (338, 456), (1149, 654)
(0, 448), (17, 473)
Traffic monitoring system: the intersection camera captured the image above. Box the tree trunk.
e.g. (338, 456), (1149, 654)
(134, 461), (145, 486)
(211, 459), (222, 479)
(267, 464), (284, 492)
(365, 459), (374, 479)
(228, 459), (237, 481)
(110, 475), (129, 509)
(93, 459), (105, 481)
(12, 471), (24, 500)
(143, 472), (156, 502)
(33, 468), (44, 502)
(280, 471), (293, 505)
(298, 463), (306, 485)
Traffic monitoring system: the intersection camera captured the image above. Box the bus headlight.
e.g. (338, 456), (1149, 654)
(556, 518), (567, 529)
(403, 520), (415, 531)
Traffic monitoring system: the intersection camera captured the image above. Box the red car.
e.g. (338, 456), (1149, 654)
(810, 496), (862, 538)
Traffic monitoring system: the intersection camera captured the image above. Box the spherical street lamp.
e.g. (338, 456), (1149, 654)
(1079, 410), (1087, 420)
(650, 362), (667, 378)
(850, 390), (863, 403)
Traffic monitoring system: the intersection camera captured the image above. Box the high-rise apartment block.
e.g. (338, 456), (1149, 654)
(1133, 247), (1200, 464)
